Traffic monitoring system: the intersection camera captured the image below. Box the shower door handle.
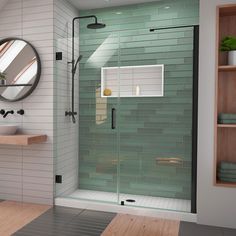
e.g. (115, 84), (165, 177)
(111, 108), (116, 129)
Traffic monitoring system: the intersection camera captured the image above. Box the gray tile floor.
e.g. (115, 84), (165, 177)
(12, 204), (236, 236)
(179, 222), (236, 236)
(14, 206), (116, 236)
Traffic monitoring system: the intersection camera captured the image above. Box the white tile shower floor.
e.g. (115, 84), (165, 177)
(69, 189), (191, 212)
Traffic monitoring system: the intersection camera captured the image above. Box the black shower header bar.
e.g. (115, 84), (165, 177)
(150, 24), (199, 32)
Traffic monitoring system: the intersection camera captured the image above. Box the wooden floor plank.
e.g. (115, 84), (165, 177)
(0, 201), (51, 236)
(102, 214), (180, 236)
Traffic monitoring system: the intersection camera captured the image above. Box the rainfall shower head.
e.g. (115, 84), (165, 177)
(87, 15), (106, 29)
(87, 22), (106, 29)
(69, 15), (106, 124)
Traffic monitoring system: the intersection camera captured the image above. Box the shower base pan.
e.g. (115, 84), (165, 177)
(55, 189), (195, 222)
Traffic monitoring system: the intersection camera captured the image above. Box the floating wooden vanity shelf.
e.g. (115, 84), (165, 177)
(0, 134), (47, 146)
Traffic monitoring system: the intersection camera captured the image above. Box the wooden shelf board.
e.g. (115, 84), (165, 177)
(218, 65), (236, 71)
(217, 124), (236, 128)
(0, 134), (47, 146)
(215, 180), (236, 188)
(215, 4), (236, 189)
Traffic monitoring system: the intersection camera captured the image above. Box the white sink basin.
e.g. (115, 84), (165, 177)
(0, 125), (18, 135)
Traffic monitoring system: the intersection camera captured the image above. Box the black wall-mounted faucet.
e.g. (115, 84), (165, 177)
(3, 110), (14, 118)
(0, 109), (5, 116)
(17, 109), (24, 115)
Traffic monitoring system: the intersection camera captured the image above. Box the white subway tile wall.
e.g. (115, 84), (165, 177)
(0, 0), (54, 204)
(54, 0), (79, 197)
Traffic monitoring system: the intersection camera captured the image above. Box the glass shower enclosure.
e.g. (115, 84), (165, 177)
(56, 25), (198, 213)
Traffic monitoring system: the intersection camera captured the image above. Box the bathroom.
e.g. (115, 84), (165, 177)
(54, 0), (198, 217)
(0, 0), (236, 235)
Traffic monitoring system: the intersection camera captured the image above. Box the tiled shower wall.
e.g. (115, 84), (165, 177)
(0, 0), (54, 204)
(54, 0), (79, 197)
(78, 0), (199, 200)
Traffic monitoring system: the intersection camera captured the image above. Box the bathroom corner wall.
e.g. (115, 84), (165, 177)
(198, 0), (236, 229)
(53, 0), (79, 197)
(0, 0), (54, 205)
(0, 0), (8, 10)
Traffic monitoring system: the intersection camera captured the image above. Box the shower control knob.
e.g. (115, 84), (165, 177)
(0, 109), (5, 116)
(17, 109), (24, 115)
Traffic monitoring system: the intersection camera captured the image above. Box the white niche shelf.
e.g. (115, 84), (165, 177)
(101, 64), (164, 97)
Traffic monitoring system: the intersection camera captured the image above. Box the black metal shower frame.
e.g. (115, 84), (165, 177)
(66, 15), (104, 123)
(68, 23), (199, 213)
(150, 25), (199, 214)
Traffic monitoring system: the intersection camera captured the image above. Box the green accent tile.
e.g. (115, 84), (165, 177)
(78, 0), (199, 201)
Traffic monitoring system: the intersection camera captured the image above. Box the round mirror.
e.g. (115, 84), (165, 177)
(0, 38), (41, 102)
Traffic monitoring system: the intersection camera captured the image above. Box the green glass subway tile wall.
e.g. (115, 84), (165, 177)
(78, 0), (199, 201)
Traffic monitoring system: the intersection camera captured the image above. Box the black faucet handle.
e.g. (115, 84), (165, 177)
(17, 109), (24, 115)
(3, 110), (14, 118)
(0, 109), (5, 115)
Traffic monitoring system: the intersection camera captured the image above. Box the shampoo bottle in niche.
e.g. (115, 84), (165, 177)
(135, 85), (140, 96)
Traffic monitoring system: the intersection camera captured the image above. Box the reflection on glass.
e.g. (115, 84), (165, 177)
(0, 40), (26, 72)
(86, 34), (118, 68)
(96, 87), (107, 125)
(2, 58), (37, 100)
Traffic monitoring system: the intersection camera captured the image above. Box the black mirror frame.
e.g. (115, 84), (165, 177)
(0, 37), (41, 102)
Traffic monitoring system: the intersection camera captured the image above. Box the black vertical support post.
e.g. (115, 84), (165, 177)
(191, 25), (199, 214)
(71, 18), (76, 123)
(70, 15), (98, 123)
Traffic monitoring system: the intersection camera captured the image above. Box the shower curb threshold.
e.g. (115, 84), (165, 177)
(55, 197), (197, 223)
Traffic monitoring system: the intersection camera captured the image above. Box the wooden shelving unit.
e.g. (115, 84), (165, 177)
(216, 181), (236, 188)
(215, 4), (236, 187)
(217, 124), (236, 128)
(218, 65), (236, 71)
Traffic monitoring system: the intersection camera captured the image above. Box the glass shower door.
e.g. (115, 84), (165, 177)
(117, 27), (195, 212)
(78, 31), (120, 204)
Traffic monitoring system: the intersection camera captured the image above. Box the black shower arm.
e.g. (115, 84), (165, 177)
(150, 24), (198, 32)
(72, 15), (97, 64)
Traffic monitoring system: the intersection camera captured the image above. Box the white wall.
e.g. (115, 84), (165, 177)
(0, 0), (54, 205)
(54, 0), (79, 197)
(0, 0), (8, 10)
(198, 0), (236, 228)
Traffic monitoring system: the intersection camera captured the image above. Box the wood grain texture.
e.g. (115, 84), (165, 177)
(219, 4), (236, 16)
(214, 5), (220, 186)
(217, 128), (236, 163)
(0, 135), (47, 145)
(215, 5), (236, 187)
(217, 124), (236, 128)
(218, 65), (236, 71)
(218, 73), (236, 113)
(101, 214), (180, 236)
(0, 201), (51, 236)
(216, 181), (236, 187)
(218, 6), (236, 65)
